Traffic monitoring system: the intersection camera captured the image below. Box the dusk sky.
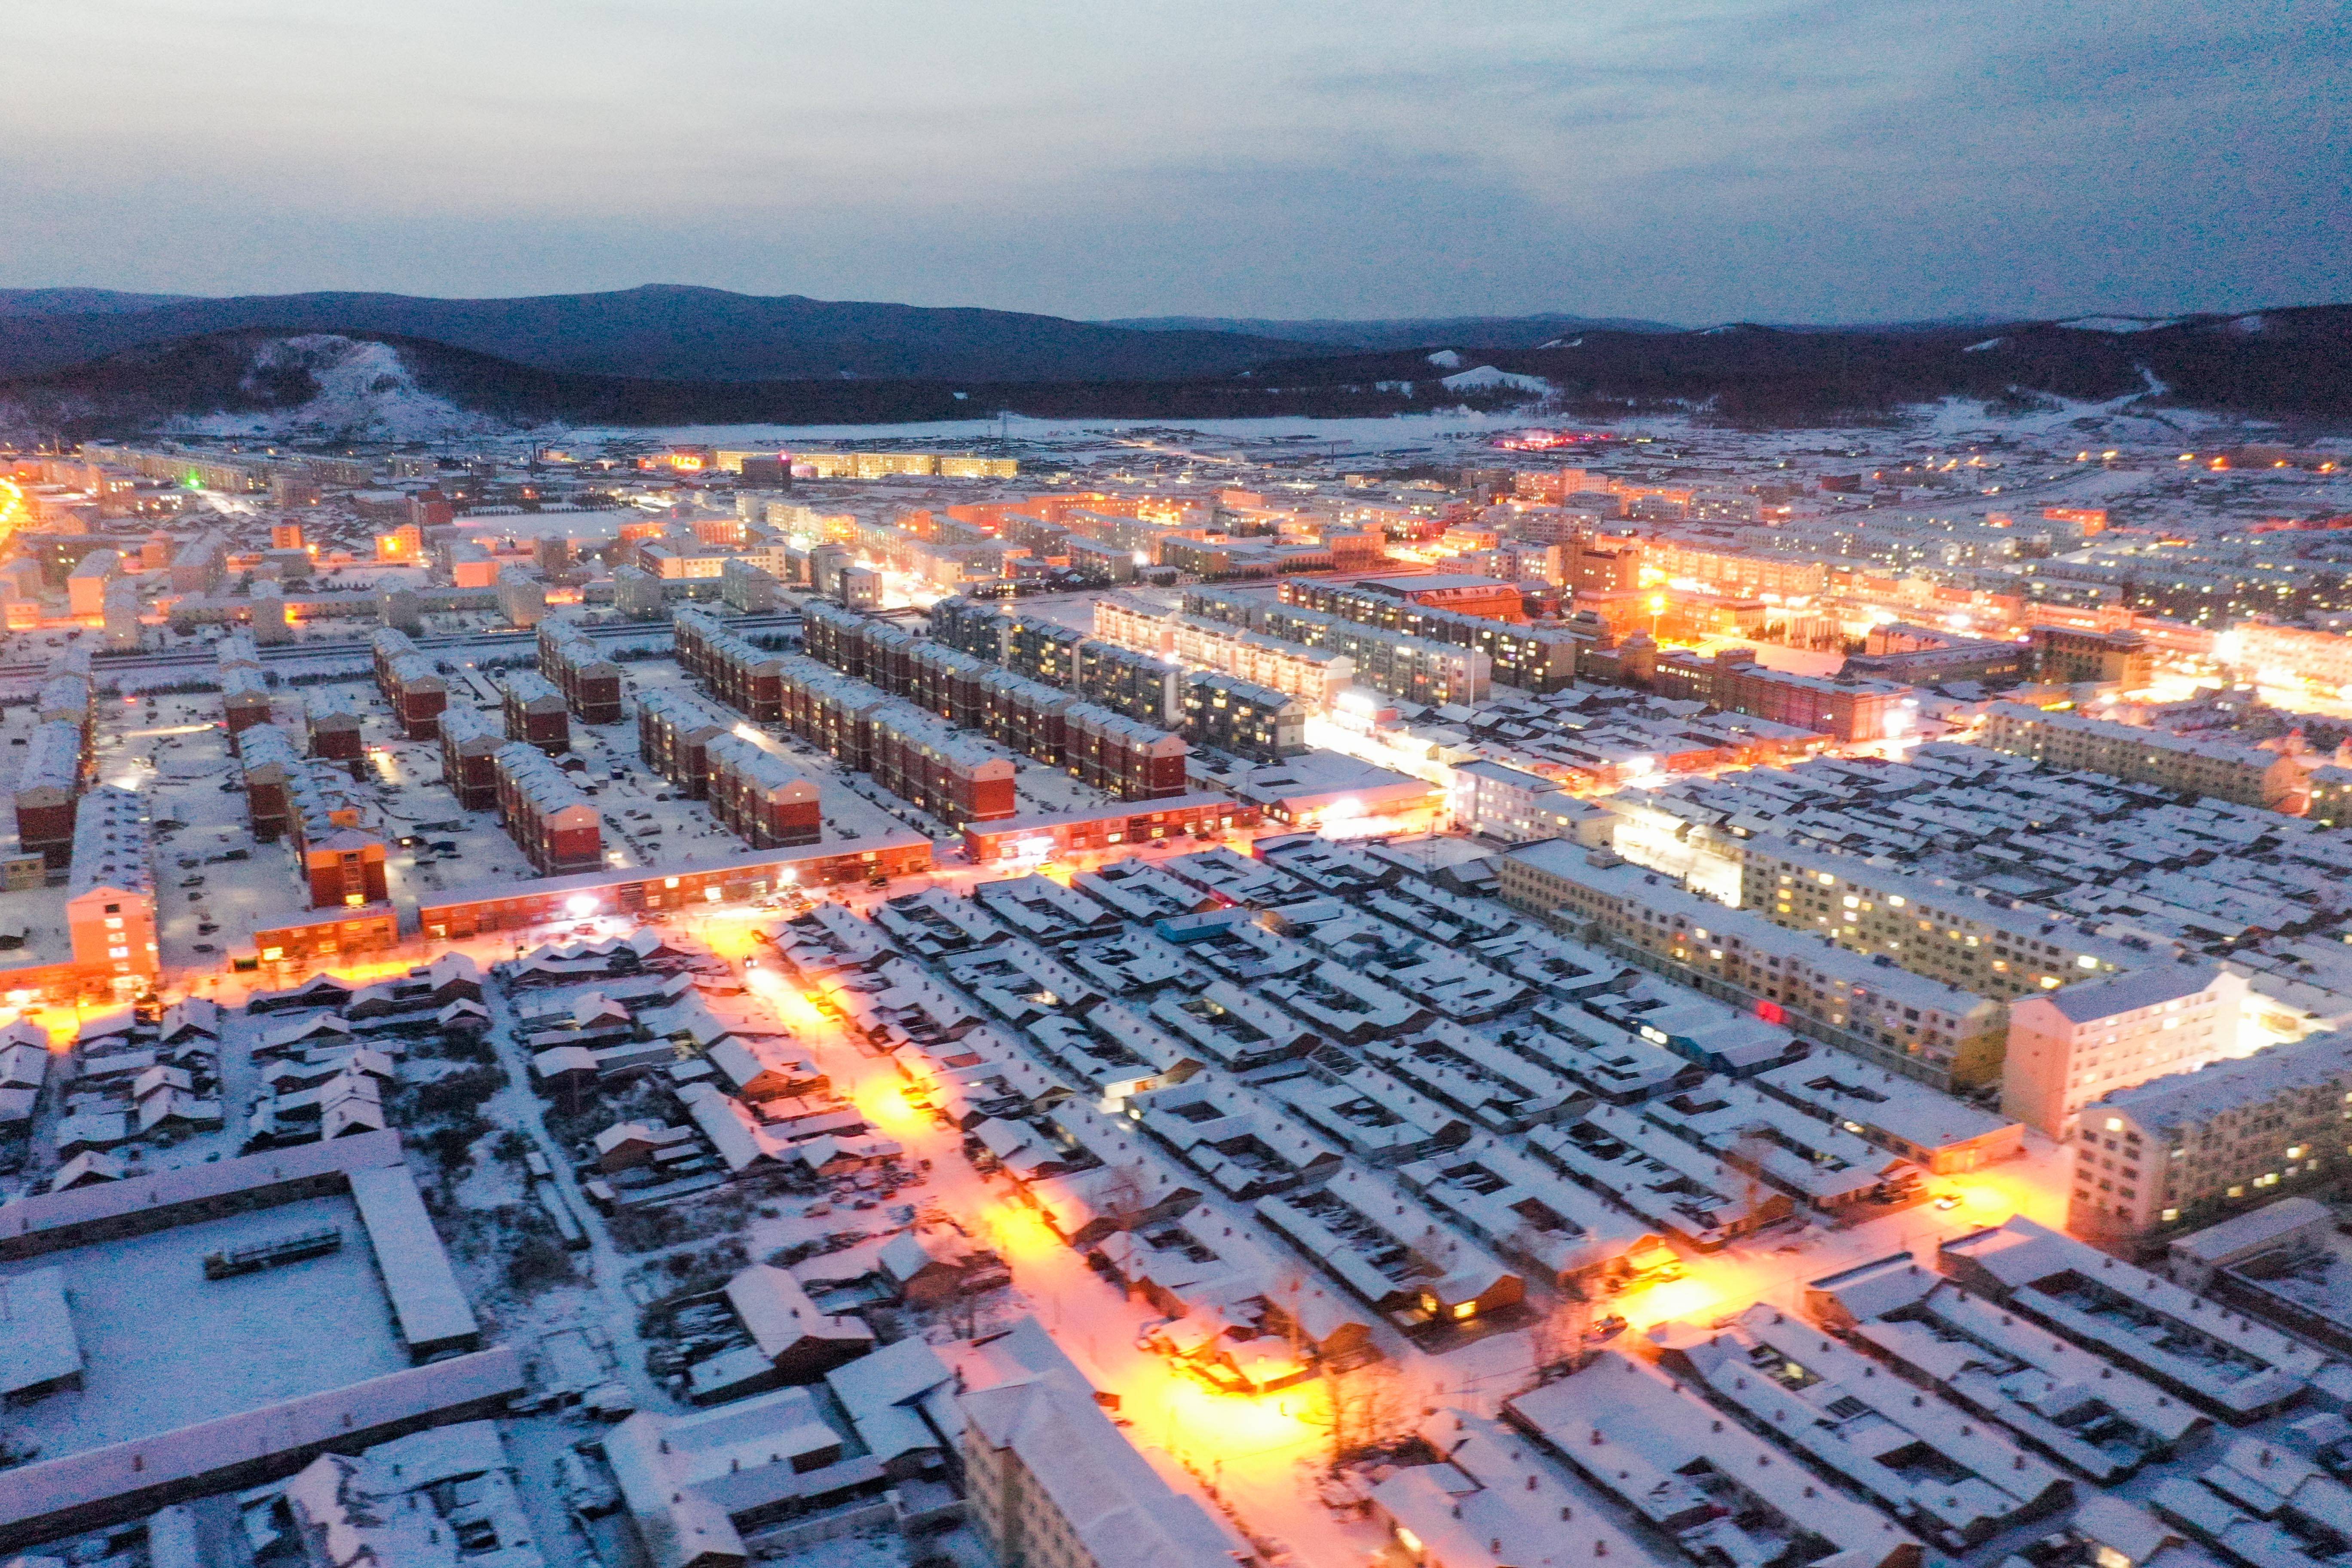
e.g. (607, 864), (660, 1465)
(8, 0), (2343, 324)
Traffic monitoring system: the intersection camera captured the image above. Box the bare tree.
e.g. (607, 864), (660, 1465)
(1092, 1161), (1155, 1297)
(1523, 1292), (1595, 1385)
(1314, 1359), (1412, 1470)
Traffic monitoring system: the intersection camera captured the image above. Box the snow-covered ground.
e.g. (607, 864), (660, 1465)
(7, 1193), (411, 1458)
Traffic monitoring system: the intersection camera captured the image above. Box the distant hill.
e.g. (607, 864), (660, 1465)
(0, 329), (1448, 441)
(1102, 312), (1681, 349)
(0, 285), (1315, 383)
(0, 288), (200, 318)
(1, 304), (2345, 439)
(1238, 308), (2352, 424)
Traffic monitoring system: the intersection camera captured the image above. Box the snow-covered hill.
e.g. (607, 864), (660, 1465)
(173, 335), (533, 440)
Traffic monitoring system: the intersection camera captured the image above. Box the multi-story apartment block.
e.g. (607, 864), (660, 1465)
(287, 759), (391, 910)
(499, 669), (570, 753)
(1089, 593), (1175, 659)
(958, 1367), (1243, 1568)
(1182, 671), (1305, 762)
(795, 604), (1190, 801)
(1279, 577), (1577, 692)
(2030, 625), (2153, 687)
(369, 630), (448, 740)
(1651, 650), (1915, 742)
(236, 723), (305, 842)
(636, 685), (741, 798)
(2072, 1030), (2352, 1249)
(1500, 842), (2007, 1088)
(2228, 619), (2352, 693)
(1073, 639), (1182, 726)
(536, 616), (624, 725)
(865, 704), (1018, 824)
(928, 595), (1013, 663)
(1060, 704), (1189, 800)
(1650, 539), (1826, 598)
(673, 608), (791, 722)
(63, 787), (159, 998)
(1163, 616), (1355, 709)
(1203, 592), (1491, 706)
(908, 642), (991, 730)
(1736, 835), (2142, 1000)
(1004, 614), (1087, 688)
(1980, 703), (2303, 811)
(703, 734), (822, 846)
(13, 718), (86, 871)
(436, 705), (504, 811)
(1448, 760), (1568, 843)
(2005, 962), (2251, 1136)
(2308, 765), (2352, 827)
(492, 742), (604, 876)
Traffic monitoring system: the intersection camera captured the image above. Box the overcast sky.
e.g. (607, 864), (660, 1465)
(5, 0), (2341, 323)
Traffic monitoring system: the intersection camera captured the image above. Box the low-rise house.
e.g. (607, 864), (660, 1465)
(1265, 1053), (1473, 1166)
(607, 1384), (883, 1568)
(283, 1422), (542, 1568)
(1940, 1216), (2325, 1424)
(1806, 1251), (2210, 1482)
(1360, 1019), (1577, 1133)
(1372, 1409), (1682, 1568)
(1257, 1165), (1522, 1328)
(1146, 980), (1318, 1072)
(1398, 1133), (1676, 1292)
(1128, 1075), (1343, 1198)
(971, 874), (1127, 947)
(1651, 1305), (2070, 1551)
(1753, 1056), (2024, 1175)
(1071, 858), (1219, 922)
(1644, 1076), (1923, 1211)
(1528, 1103), (1795, 1250)
(1506, 1351), (1925, 1568)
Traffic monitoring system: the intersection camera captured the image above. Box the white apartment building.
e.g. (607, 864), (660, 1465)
(1447, 759), (1565, 842)
(2003, 962), (2250, 1136)
(2072, 1029), (2352, 1249)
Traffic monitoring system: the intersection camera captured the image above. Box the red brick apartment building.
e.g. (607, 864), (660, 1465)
(1652, 649), (1915, 743)
(436, 705), (505, 811)
(867, 707), (1019, 825)
(536, 618), (625, 725)
(703, 733), (823, 846)
(492, 742), (603, 875)
(637, 685), (740, 797)
(371, 628), (449, 739)
(800, 604), (1191, 801)
(499, 668), (572, 753)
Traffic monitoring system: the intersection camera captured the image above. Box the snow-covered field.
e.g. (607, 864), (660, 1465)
(11, 1193), (410, 1458)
